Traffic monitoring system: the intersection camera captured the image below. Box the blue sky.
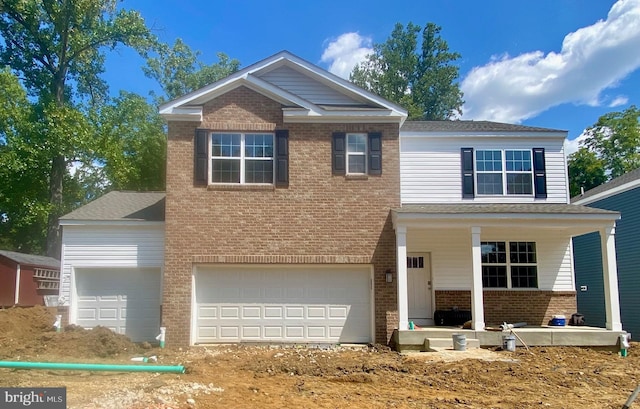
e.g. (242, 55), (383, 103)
(104, 0), (640, 151)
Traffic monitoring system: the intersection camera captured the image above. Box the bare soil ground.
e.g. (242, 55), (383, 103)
(1, 306), (639, 409)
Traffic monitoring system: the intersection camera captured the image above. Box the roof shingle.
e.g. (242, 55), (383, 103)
(60, 191), (165, 222)
(400, 120), (566, 133)
(0, 250), (59, 269)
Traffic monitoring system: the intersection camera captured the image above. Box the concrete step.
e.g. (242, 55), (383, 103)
(424, 337), (480, 351)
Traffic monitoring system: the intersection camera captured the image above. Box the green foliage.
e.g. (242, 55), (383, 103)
(583, 105), (640, 179)
(351, 22), (463, 120)
(0, 0), (156, 255)
(567, 148), (607, 198)
(143, 38), (240, 104)
(568, 105), (640, 196)
(91, 91), (166, 191)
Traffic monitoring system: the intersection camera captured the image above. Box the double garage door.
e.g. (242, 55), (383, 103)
(194, 265), (372, 344)
(75, 268), (161, 342)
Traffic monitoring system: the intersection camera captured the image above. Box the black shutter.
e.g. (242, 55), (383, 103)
(275, 130), (289, 187)
(533, 148), (547, 198)
(461, 148), (475, 198)
(194, 129), (208, 186)
(368, 132), (382, 175)
(332, 132), (346, 175)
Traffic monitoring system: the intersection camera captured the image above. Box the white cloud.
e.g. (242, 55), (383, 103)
(609, 95), (629, 107)
(461, 0), (640, 123)
(321, 32), (373, 79)
(564, 131), (589, 155)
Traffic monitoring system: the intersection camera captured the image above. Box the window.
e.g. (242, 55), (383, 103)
(332, 132), (382, 176)
(475, 150), (533, 195)
(481, 241), (538, 288)
(211, 133), (274, 184)
(347, 133), (367, 174)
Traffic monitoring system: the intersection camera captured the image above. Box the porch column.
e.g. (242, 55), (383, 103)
(396, 225), (409, 331)
(600, 225), (622, 331)
(470, 227), (486, 330)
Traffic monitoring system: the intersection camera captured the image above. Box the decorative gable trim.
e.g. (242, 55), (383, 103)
(159, 51), (407, 124)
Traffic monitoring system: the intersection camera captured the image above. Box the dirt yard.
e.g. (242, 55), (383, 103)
(0, 307), (638, 409)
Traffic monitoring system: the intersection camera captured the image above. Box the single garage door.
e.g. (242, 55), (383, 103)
(194, 265), (372, 344)
(75, 268), (161, 342)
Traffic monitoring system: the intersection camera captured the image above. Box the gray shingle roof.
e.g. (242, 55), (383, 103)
(60, 191), (166, 222)
(400, 120), (566, 133)
(395, 203), (619, 216)
(0, 250), (59, 269)
(571, 167), (640, 203)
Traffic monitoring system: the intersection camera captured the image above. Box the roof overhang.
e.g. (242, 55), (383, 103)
(400, 131), (567, 139)
(392, 204), (620, 236)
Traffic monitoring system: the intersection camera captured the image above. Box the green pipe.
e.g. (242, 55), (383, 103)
(0, 361), (185, 373)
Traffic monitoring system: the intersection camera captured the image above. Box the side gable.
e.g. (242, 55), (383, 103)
(159, 51), (407, 124)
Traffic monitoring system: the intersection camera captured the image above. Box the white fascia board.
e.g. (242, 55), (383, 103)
(159, 107), (203, 122)
(59, 220), (165, 227)
(400, 131), (567, 139)
(573, 179), (640, 205)
(394, 212), (619, 222)
(284, 109), (404, 124)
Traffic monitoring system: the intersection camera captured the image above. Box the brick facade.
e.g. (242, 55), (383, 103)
(164, 86), (400, 345)
(435, 290), (577, 326)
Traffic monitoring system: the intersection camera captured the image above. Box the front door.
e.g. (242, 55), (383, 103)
(407, 253), (433, 326)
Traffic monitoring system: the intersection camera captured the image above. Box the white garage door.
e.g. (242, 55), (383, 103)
(75, 268), (161, 342)
(194, 265), (372, 344)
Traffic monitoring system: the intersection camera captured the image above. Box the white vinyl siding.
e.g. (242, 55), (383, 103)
(60, 224), (164, 304)
(258, 65), (359, 105)
(400, 136), (568, 204)
(406, 228), (574, 291)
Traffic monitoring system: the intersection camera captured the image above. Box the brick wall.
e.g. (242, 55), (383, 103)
(435, 290), (577, 326)
(164, 86), (400, 345)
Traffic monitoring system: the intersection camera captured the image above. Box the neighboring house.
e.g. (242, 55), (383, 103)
(0, 250), (59, 307)
(58, 51), (624, 346)
(572, 168), (640, 337)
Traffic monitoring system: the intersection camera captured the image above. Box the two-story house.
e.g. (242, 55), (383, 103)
(57, 51), (624, 347)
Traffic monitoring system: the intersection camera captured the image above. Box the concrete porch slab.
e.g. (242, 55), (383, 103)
(392, 326), (627, 352)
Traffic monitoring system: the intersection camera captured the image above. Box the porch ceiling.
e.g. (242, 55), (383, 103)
(393, 203), (620, 236)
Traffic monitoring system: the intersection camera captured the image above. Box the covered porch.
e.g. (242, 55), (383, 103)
(391, 204), (625, 350)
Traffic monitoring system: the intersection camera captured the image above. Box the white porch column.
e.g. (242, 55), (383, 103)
(396, 225), (409, 330)
(470, 227), (486, 330)
(601, 225), (622, 331)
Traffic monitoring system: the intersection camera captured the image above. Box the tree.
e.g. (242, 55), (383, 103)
(143, 38), (240, 104)
(583, 105), (640, 179)
(567, 147), (607, 198)
(0, 0), (155, 257)
(91, 91), (166, 191)
(351, 22), (463, 120)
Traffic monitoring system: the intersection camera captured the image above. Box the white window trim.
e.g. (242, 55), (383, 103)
(346, 133), (367, 175)
(475, 149), (534, 196)
(481, 241), (538, 289)
(209, 132), (275, 185)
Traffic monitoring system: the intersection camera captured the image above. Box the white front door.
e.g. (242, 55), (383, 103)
(407, 253), (433, 325)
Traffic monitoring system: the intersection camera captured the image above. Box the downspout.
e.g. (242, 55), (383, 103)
(14, 263), (21, 305)
(0, 361), (185, 374)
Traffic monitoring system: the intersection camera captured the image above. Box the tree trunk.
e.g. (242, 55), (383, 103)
(46, 154), (65, 259)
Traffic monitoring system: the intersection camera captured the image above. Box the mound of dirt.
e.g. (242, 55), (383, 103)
(0, 306), (143, 360)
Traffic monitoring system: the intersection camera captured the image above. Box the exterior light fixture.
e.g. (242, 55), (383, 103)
(386, 269), (393, 283)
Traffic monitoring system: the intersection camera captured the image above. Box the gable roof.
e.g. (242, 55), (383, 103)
(59, 191), (165, 223)
(401, 120), (566, 133)
(572, 167), (640, 205)
(159, 50), (407, 124)
(0, 250), (59, 269)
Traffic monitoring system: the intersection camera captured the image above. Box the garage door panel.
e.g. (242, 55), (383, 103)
(195, 266), (371, 343)
(75, 268), (161, 342)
